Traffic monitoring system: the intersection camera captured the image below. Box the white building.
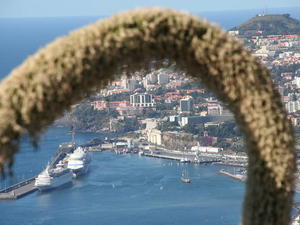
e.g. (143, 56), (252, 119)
(130, 93), (155, 107)
(253, 46), (270, 58)
(145, 118), (158, 130)
(147, 129), (162, 145)
(228, 30), (239, 36)
(180, 116), (208, 127)
(293, 76), (300, 88)
(191, 146), (222, 153)
(169, 115), (181, 123)
(285, 101), (300, 113)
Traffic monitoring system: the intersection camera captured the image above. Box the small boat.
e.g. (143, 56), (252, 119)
(181, 168), (191, 183)
(181, 177), (191, 183)
(180, 157), (189, 163)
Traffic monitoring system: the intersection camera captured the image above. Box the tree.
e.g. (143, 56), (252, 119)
(182, 123), (197, 134)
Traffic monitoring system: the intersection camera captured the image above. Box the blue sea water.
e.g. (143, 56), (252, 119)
(0, 128), (244, 225)
(1, 7), (300, 78)
(0, 8), (300, 225)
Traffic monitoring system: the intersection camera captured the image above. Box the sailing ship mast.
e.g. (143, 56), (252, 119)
(181, 167), (190, 183)
(181, 146), (191, 183)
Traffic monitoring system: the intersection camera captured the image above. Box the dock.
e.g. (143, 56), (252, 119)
(214, 162), (247, 167)
(0, 142), (76, 200)
(218, 169), (246, 182)
(144, 152), (183, 161)
(0, 177), (37, 200)
(143, 151), (221, 164)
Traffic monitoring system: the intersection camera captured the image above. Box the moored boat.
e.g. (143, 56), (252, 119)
(35, 165), (73, 191)
(181, 168), (191, 183)
(67, 147), (91, 177)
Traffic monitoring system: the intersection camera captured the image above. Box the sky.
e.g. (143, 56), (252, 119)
(1, 0), (300, 18)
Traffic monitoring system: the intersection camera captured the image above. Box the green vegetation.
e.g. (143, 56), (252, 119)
(231, 14), (300, 36)
(113, 118), (140, 133)
(71, 102), (119, 131)
(181, 121), (242, 138)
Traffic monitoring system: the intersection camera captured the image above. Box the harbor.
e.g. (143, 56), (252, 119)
(0, 146), (245, 225)
(0, 135), (248, 200)
(0, 139), (91, 200)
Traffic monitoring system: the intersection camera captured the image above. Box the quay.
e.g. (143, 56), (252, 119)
(143, 151), (221, 164)
(218, 169), (246, 182)
(144, 152), (184, 161)
(214, 162), (247, 167)
(0, 177), (37, 200)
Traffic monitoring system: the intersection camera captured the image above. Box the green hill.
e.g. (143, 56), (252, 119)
(230, 14), (300, 36)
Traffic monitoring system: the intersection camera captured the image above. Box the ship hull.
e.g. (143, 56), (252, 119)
(36, 180), (73, 191)
(71, 164), (89, 177)
(35, 171), (73, 191)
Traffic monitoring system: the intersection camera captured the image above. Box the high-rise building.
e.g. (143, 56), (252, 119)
(179, 96), (194, 113)
(157, 73), (169, 85)
(285, 100), (300, 113)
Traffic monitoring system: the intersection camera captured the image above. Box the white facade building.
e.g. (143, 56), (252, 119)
(285, 100), (300, 113)
(293, 76), (300, 88)
(147, 129), (162, 145)
(130, 93), (155, 107)
(191, 146), (222, 153)
(145, 118), (158, 130)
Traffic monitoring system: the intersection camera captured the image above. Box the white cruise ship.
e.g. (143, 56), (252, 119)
(67, 147), (91, 177)
(35, 165), (73, 191)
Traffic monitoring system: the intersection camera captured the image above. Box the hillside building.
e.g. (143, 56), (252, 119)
(130, 93), (155, 107)
(179, 96), (194, 113)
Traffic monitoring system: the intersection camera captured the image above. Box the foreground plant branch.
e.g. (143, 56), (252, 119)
(0, 8), (295, 225)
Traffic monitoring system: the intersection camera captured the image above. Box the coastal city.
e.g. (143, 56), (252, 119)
(1, 3), (300, 225)
(58, 14), (300, 161)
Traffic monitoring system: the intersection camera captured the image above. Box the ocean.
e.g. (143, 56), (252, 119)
(0, 129), (244, 225)
(0, 8), (299, 225)
(1, 7), (300, 78)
